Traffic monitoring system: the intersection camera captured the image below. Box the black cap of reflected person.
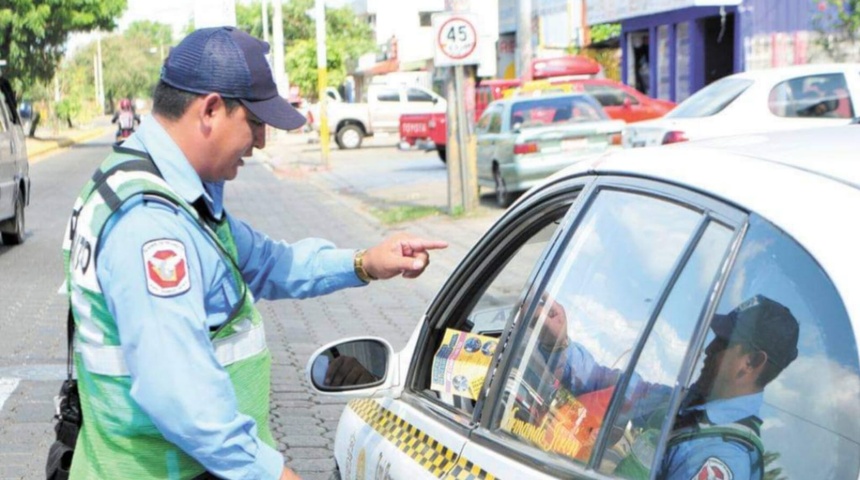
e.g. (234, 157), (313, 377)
(711, 295), (800, 369)
(160, 26), (306, 131)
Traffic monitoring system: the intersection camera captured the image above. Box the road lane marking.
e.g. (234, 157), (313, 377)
(0, 377), (20, 411)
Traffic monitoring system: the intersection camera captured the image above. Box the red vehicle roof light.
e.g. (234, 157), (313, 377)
(662, 130), (688, 144)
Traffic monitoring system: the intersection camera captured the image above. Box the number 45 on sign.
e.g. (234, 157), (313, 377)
(432, 12), (480, 67)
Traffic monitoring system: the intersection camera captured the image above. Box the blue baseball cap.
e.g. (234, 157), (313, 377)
(161, 26), (306, 130)
(711, 295), (800, 368)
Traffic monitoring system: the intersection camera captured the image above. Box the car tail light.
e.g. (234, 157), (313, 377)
(609, 133), (622, 145)
(662, 130), (688, 144)
(514, 142), (539, 155)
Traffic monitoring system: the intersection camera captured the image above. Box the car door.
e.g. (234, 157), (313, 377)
(348, 179), (585, 480)
(0, 95), (13, 220)
(369, 86), (403, 133)
(455, 176), (750, 478)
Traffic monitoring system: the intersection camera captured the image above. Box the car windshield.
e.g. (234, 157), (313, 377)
(666, 77), (753, 118)
(510, 96), (607, 128)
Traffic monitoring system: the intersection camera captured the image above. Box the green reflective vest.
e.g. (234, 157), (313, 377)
(62, 150), (274, 479)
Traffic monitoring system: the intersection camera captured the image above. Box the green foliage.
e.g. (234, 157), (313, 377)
(0, 0), (127, 99)
(371, 204), (442, 224)
(812, 0), (860, 61)
(237, 0), (375, 100)
(590, 23), (621, 45)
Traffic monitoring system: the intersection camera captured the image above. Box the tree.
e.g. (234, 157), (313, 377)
(0, 0), (127, 99)
(236, 0), (375, 100)
(812, 0), (860, 61)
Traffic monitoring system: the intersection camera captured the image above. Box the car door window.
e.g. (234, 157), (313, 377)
(406, 88), (434, 103)
(412, 188), (582, 419)
(768, 73), (854, 118)
(487, 188), (716, 467)
(676, 214), (859, 480)
(375, 89), (400, 102)
(488, 110), (502, 133)
(476, 110), (492, 133)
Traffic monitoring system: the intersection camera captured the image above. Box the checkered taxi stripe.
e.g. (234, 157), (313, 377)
(347, 399), (497, 480)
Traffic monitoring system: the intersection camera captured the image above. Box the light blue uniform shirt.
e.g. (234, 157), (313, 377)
(95, 116), (365, 479)
(542, 342), (762, 479)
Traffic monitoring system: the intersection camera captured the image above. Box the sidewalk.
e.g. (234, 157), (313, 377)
(25, 122), (111, 162)
(257, 130), (500, 267)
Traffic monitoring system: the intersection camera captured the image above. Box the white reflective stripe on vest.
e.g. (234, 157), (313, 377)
(77, 323), (267, 376)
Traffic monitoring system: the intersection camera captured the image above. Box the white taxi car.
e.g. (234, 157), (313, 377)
(623, 63), (860, 148)
(307, 125), (860, 480)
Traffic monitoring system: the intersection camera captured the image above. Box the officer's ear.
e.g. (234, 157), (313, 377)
(747, 350), (767, 370)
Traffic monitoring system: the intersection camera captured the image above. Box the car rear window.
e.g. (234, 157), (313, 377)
(511, 96), (608, 127)
(666, 77), (753, 118)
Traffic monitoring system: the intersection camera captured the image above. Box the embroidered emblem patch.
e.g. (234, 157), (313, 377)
(693, 457), (733, 480)
(143, 239), (190, 297)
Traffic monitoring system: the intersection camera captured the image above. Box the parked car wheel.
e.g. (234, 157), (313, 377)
(336, 125), (363, 150)
(1, 190), (25, 245)
(493, 167), (512, 208)
(436, 146), (447, 163)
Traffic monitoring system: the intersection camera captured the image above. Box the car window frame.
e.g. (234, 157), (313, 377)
(401, 176), (595, 436)
(467, 175), (748, 478)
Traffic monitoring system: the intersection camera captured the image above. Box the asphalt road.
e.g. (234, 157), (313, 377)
(0, 131), (496, 480)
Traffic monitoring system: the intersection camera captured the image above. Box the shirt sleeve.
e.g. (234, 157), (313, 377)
(227, 213), (365, 301)
(97, 202), (284, 480)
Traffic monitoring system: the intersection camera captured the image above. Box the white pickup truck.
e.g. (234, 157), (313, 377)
(307, 84), (446, 149)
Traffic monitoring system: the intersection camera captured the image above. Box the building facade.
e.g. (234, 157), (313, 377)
(587, 0), (858, 102)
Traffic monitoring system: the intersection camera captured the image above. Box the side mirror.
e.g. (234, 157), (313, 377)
(306, 338), (393, 393)
(432, 97), (439, 104)
(622, 97), (632, 108)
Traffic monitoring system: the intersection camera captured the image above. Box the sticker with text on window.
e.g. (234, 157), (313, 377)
(430, 328), (497, 400)
(143, 239), (190, 297)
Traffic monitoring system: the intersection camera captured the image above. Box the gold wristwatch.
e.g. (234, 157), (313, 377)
(353, 249), (376, 283)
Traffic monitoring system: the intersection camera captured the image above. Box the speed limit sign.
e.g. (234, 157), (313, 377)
(432, 13), (480, 67)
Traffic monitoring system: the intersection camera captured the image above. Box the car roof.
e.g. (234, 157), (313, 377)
(725, 63), (860, 82)
(548, 125), (860, 334)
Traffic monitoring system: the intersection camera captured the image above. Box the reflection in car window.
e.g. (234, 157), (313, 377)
(691, 214), (860, 480)
(490, 189), (704, 466)
(376, 89), (400, 102)
(768, 73), (854, 119)
(419, 201), (573, 415)
(407, 88), (434, 102)
(666, 77), (753, 118)
(510, 95), (607, 128)
(488, 111), (502, 133)
(599, 222), (734, 477)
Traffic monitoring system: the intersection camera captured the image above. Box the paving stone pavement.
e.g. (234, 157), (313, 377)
(0, 130), (499, 480)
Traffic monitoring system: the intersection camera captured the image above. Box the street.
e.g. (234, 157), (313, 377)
(0, 130), (498, 480)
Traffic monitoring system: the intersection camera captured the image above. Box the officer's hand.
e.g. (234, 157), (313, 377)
(324, 356), (378, 387)
(362, 232), (448, 280)
(280, 466), (302, 480)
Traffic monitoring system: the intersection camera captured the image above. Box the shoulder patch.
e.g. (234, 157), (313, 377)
(143, 239), (190, 297)
(693, 457), (733, 480)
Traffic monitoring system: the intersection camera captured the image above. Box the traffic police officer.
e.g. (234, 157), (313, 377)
(62, 27), (446, 480)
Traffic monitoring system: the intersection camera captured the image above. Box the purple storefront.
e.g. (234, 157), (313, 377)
(587, 0), (825, 102)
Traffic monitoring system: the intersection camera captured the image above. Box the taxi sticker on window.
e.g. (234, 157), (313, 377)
(143, 239), (190, 297)
(430, 328), (497, 400)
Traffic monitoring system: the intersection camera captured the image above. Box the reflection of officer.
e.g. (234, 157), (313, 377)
(532, 295), (799, 480)
(657, 295), (800, 480)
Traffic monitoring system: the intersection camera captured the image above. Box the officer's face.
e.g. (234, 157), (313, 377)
(693, 336), (752, 401)
(211, 103), (266, 181)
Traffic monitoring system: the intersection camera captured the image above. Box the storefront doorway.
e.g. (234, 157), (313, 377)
(702, 13), (735, 85)
(627, 31), (650, 94)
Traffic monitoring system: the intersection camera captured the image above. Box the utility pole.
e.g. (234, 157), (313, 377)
(441, 1), (479, 215)
(271, 0), (286, 141)
(96, 33), (105, 113)
(517, 0), (533, 80)
(261, 0), (270, 51)
(315, 0), (330, 167)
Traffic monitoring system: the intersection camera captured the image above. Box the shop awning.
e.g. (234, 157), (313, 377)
(587, 0), (742, 25)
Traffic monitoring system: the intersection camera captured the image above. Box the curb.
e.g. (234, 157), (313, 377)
(27, 127), (111, 162)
